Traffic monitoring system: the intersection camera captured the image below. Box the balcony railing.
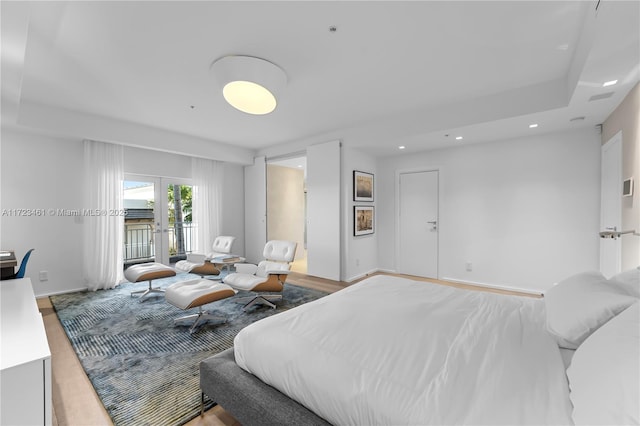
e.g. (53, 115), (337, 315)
(124, 222), (196, 264)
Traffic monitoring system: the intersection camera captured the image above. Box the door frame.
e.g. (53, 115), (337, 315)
(255, 141), (341, 281)
(124, 174), (192, 265)
(395, 166), (443, 279)
(600, 131), (622, 276)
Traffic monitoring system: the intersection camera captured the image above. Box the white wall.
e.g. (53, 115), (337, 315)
(124, 146), (192, 179)
(342, 146), (378, 281)
(1, 128), (245, 296)
(377, 128), (602, 293)
(1, 129), (85, 295)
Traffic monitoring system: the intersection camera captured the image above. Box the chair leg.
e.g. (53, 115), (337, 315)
(131, 279), (165, 301)
(174, 307), (226, 334)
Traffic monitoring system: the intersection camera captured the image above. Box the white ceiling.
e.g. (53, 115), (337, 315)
(1, 1), (639, 159)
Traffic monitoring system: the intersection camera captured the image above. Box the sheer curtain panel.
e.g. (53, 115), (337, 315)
(83, 140), (125, 290)
(192, 157), (222, 254)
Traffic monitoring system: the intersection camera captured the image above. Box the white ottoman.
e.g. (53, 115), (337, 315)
(124, 262), (176, 301)
(165, 279), (237, 334)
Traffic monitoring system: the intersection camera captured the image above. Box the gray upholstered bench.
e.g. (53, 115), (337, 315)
(200, 348), (331, 425)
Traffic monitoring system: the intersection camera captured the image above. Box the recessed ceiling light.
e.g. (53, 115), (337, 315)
(603, 80), (618, 87)
(455, 136), (463, 140)
(529, 124), (538, 128)
(398, 146), (406, 150)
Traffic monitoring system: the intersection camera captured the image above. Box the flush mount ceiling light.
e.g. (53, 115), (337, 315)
(210, 55), (287, 115)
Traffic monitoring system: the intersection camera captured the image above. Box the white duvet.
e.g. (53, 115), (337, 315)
(234, 275), (573, 425)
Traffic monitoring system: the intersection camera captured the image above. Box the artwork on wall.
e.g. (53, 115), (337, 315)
(353, 170), (374, 202)
(623, 177), (634, 197)
(354, 205), (374, 236)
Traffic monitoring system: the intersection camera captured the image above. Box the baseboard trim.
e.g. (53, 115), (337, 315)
(38, 286), (89, 297)
(440, 276), (542, 296)
(346, 268), (382, 283)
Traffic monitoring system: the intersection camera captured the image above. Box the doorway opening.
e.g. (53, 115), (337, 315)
(266, 156), (307, 273)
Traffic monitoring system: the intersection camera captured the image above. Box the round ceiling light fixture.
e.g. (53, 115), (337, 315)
(210, 55), (287, 115)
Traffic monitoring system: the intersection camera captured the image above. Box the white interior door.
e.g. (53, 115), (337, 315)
(244, 156), (267, 264)
(600, 132), (622, 277)
(398, 170), (439, 278)
(307, 141), (341, 281)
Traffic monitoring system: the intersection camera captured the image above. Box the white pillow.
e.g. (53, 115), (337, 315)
(608, 267), (640, 298)
(567, 302), (639, 425)
(544, 271), (637, 349)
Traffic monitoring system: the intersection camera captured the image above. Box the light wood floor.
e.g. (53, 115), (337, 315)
(38, 271), (538, 426)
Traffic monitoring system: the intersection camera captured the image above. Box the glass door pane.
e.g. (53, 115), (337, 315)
(166, 182), (194, 263)
(123, 179), (159, 266)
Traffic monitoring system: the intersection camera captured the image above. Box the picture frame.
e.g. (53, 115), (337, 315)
(354, 205), (375, 236)
(623, 177), (634, 197)
(353, 170), (374, 202)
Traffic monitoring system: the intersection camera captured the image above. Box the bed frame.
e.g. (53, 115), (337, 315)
(200, 348), (331, 426)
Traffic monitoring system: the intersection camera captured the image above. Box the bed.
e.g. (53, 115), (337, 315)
(201, 269), (640, 425)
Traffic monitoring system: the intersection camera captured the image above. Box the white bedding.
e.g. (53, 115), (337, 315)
(234, 275), (573, 425)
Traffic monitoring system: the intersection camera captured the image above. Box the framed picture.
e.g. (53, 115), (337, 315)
(353, 170), (374, 202)
(623, 178), (634, 197)
(354, 206), (374, 236)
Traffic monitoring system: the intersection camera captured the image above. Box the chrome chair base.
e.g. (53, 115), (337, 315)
(131, 280), (165, 301)
(236, 294), (283, 310)
(174, 307), (226, 334)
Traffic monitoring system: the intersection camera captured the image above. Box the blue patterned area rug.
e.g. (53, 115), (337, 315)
(50, 273), (328, 426)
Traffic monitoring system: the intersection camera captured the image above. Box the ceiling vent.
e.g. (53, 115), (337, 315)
(589, 92), (614, 102)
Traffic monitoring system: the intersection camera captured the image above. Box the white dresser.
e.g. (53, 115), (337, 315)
(1, 278), (52, 425)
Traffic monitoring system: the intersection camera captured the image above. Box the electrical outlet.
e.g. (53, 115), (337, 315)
(39, 270), (49, 281)
(465, 262), (472, 272)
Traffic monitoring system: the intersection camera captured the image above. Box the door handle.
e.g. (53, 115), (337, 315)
(427, 221), (437, 225)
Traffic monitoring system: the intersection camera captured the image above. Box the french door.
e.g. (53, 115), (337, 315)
(123, 175), (193, 266)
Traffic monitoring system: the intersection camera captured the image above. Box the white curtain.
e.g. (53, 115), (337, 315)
(192, 157), (222, 254)
(83, 140), (124, 290)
